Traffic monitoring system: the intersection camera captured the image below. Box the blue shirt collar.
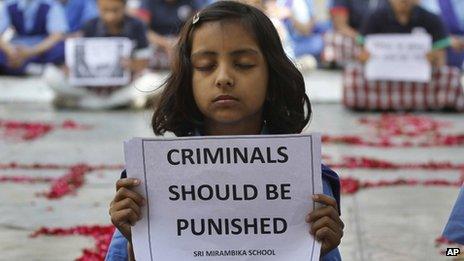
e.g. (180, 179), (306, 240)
(18, 0), (40, 11)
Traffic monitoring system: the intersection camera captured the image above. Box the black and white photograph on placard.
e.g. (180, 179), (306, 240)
(65, 37), (133, 86)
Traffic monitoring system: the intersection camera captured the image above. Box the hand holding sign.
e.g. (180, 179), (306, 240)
(109, 178), (145, 241)
(307, 194), (344, 255)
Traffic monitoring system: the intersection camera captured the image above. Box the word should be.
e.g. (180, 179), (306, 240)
(168, 184), (292, 201)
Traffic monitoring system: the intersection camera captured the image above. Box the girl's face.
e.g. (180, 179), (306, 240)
(191, 22), (268, 132)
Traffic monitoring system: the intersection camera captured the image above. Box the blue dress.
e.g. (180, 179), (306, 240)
(437, 0), (464, 68)
(0, 0), (68, 74)
(443, 186), (464, 244)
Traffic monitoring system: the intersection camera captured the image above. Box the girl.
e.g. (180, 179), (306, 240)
(107, 1), (344, 260)
(358, 0), (451, 67)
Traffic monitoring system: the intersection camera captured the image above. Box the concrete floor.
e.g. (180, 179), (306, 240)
(0, 102), (461, 260)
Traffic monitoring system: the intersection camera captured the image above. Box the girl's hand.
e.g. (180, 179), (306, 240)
(109, 178), (145, 242)
(426, 49), (446, 67)
(451, 36), (464, 52)
(358, 49), (370, 63)
(306, 194), (344, 256)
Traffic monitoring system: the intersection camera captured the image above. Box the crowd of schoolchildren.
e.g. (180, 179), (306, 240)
(0, 0), (463, 110)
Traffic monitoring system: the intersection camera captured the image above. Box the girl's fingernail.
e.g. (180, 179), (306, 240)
(134, 179), (140, 185)
(312, 195), (319, 200)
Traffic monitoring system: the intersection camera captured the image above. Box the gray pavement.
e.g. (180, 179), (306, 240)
(0, 102), (462, 260)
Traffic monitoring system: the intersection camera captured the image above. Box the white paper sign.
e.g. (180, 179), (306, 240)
(65, 37), (133, 86)
(365, 34), (432, 82)
(124, 134), (323, 261)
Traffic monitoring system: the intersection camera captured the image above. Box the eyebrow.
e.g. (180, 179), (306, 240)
(191, 48), (259, 59)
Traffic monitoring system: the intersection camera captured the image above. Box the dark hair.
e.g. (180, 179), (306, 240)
(152, 0), (311, 136)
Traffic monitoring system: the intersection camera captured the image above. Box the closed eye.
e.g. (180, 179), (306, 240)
(235, 63), (255, 70)
(194, 64), (216, 72)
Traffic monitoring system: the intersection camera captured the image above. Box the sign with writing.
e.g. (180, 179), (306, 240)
(65, 37), (133, 86)
(124, 134), (323, 260)
(365, 34), (432, 82)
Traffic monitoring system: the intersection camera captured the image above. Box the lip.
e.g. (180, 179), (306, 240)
(212, 95), (238, 102)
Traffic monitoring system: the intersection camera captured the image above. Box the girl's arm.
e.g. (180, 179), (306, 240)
(0, 39), (15, 58)
(122, 58), (149, 77)
(289, 16), (315, 36)
(17, 33), (64, 58)
(426, 49), (446, 67)
(450, 36), (464, 52)
(147, 30), (176, 51)
(331, 12), (358, 39)
(287, 0), (315, 36)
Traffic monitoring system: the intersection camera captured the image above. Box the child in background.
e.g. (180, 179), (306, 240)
(322, 0), (385, 67)
(238, 0), (295, 60)
(358, 0), (451, 67)
(0, 0), (68, 75)
(44, 0), (165, 109)
(330, 0), (385, 40)
(106, 2), (344, 260)
(138, 0), (199, 69)
(272, 0), (323, 60)
(60, 0), (99, 33)
(434, 0), (464, 69)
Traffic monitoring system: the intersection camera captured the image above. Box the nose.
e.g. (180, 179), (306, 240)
(215, 64), (234, 88)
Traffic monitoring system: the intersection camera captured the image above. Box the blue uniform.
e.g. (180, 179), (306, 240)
(62, 0), (98, 33)
(0, 0), (68, 74)
(360, 3), (451, 50)
(141, 0), (198, 36)
(105, 166), (342, 260)
(331, 0), (386, 31)
(443, 186), (464, 244)
(280, 0), (325, 58)
(81, 16), (150, 58)
(436, 0), (464, 68)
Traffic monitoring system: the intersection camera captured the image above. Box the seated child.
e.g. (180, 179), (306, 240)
(138, 0), (199, 69)
(342, 0), (464, 111)
(435, 0), (464, 69)
(322, 0), (385, 67)
(0, 0), (68, 75)
(267, 0), (322, 71)
(106, 2), (344, 260)
(330, 0), (385, 39)
(358, 0), (451, 67)
(60, 0), (99, 33)
(44, 0), (165, 109)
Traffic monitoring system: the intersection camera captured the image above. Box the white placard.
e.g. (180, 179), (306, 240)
(124, 134), (323, 261)
(65, 37), (133, 86)
(365, 34), (432, 82)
